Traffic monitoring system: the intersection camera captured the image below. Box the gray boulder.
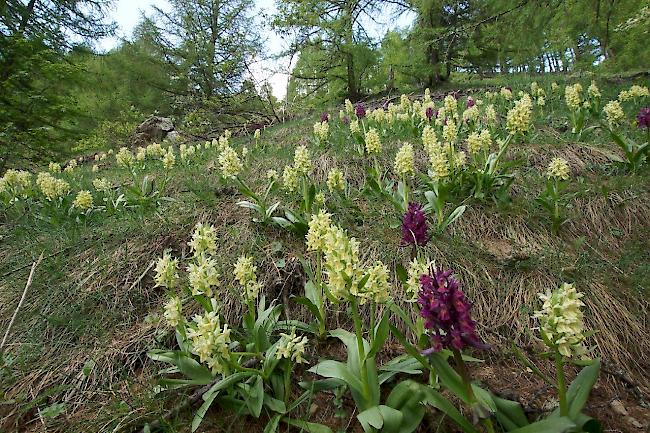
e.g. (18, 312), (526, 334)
(131, 116), (175, 147)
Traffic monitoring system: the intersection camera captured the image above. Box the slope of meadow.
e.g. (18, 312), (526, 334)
(1, 75), (649, 432)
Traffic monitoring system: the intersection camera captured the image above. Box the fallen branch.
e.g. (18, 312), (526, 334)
(1, 252), (43, 351)
(135, 358), (259, 433)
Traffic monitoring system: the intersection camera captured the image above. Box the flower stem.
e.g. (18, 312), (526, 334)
(283, 362), (292, 405)
(494, 134), (513, 168)
(351, 298), (371, 406)
(552, 180), (560, 235)
(555, 352), (568, 416)
(482, 418), (495, 433)
(452, 349), (475, 401)
(369, 303), (376, 346)
(402, 176), (409, 211)
(316, 251), (325, 338)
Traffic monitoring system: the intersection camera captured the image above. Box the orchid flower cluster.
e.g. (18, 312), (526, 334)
(0, 167), (99, 220)
(530, 282), (595, 421)
(307, 210), (391, 305)
(537, 157), (573, 234)
(417, 269), (484, 353)
(563, 81), (607, 137)
(155, 224), (235, 374)
(151, 223), (318, 431)
(598, 85), (650, 171)
(156, 223), (308, 372)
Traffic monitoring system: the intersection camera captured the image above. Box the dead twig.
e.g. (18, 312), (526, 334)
(1, 252), (44, 351)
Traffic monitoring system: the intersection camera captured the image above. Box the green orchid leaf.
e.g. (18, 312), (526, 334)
(263, 394), (287, 414)
(368, 309), (390, 358)
(566, 358), (600, 419)
(421, 387), (479, 433)
(172, 352), (213, 385)
(427, 352), (470, 403)
(492, 394), (528, 429)
(283, 418), (333, 433)
(508, 416), (576, 433)
(192, 389), (219, 432)
(263, 414), (281, 433)
(308, 360), (363, 396)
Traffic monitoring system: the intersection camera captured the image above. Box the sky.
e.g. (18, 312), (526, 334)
(97, 0), (415, 100)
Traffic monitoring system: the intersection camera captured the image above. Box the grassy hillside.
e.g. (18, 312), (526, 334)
(1, 75), (649, 433)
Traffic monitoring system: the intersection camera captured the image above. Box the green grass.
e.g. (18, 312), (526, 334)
(1, 75), (649, 432)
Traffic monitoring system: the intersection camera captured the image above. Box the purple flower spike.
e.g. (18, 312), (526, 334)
(401, 202), (429, 247)
(466, 97), (475, 108)
(342, 115), (350, 125)
(426, 106), (434, 121)
(320, 112), (329, 122)
(417, 269), (485, 352)
(637, 107), (650, 129)
(355, 103), (366, 119)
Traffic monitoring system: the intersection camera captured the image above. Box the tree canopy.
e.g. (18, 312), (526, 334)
(1, 0), (648, 168)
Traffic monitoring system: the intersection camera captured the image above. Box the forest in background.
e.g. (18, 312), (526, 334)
(1, 0), (649, 170)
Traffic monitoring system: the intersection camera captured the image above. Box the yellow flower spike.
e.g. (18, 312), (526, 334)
(306, 210), (332, 252)
(187, 255), (220, 297)
(350, 119), (361, 135)
(565, 83), (583, 110)
(534, 282), (587, 358)
(429, 149), (449, 180)
(116, 147), (134, 168)
(234, 255), (261, 300)
(218, 146), (242, 178)
(547, 158), (571, 180)
(484, 104), (497, 125)
(442, 118), (458, 144)
(506, 94), (533, 135)
(282, 165), (299, 192)
(603, 100), (625, 128)
(365, 128), (382, 154)
(587, 81), (601, 99)
(189, 223), (217, 257)
(266, 169), (278, 181)
(422, 125), (439, 156)
(92, 178), (111, 193)
(293, 145), (312, 175)
(163, 296), (183, 327)
(326, 168), (345, 193)
(73, 190), (93, 210)
(48, 162), (62, 173)
(405, 257), (430, 302)
(394, 143), (415, 177)
(154, 251), (179, 289)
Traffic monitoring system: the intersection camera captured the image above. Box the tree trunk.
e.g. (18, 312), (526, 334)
(343, 0), (359, 100)
(426, 44), (442, 88)
(387, 65), (395, 92)
(346, 51), (359, 100)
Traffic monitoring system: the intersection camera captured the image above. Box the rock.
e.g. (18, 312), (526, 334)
(483, 239), (531, 265)
(131, 116), (175, 147)
(165, 130), (181, 142)
(610, 399), (628, 416)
